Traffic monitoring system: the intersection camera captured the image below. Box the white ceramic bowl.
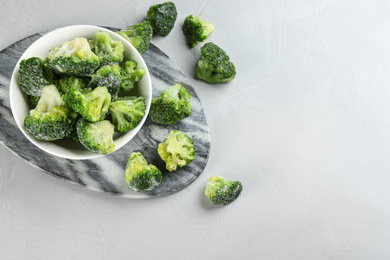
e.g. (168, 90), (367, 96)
(9, 25), (152, 160)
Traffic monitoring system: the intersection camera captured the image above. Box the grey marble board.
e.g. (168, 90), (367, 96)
(0, 27), (211, 199)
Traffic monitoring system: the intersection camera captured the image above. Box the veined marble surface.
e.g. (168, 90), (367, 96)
(0, 28), (210, 198)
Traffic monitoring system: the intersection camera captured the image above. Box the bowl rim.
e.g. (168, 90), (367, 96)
(9, 24), (152, 160)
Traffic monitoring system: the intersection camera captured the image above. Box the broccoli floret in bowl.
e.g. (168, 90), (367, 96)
(116, 20), (153, 54)
(149, 84), (191, 125)
(183, 15), (215, 48)
(109, 96), (146, 133)
(89, 31), (124, 66)
(197, 42), (236, 84)
(120, 61), (146, 92)
(125, 152), (162, 192)
(158, 130), (195, 172)
(88, 64), (122, 100)
(147, 1), (177, 36)
(205, 175), (243, 206)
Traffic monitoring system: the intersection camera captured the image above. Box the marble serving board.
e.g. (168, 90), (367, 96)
(0, 27), (210, 198)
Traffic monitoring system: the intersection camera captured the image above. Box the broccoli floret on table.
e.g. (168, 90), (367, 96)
(109, 96), (146, 133)
(119, 61), (146, 92)
(149, 84), (191, 125)
(44, 37), (100, 77)
(76, 118), (115, 155)
(205, 175), (243, 206)
(23, 84), (78, 141)
(197, 42), (236, 84)
(125, 152), (162, 192)
(63, 86), (111, 122)
(18, 57), (54, 96)
(116, 20), (153, 54)
(183, 15), (214, 48)
(88, 64), (122, 100)
(89, 31), (124, 66)
(158, 130), (195, 172)
(146, 1), (177, 36)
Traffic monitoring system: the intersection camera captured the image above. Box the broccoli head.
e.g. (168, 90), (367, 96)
(57, 76), (89, 96)
(18, 57), (54, 96)
(88, 64), (122, 100)
(125, 152), (162, 192)
(119, 61), (146, 92)
(63, 86), (111, 122)
(76, 118), (115, 155)
(183, 15), (215, 48)
(89, 31), (124, 66)
(45, 37), (100, 77)
(116, 20), (153, 54)
(109, 96), (146, 133)
(146, 1), (177, 36)
(197, 42), (236, 84)
(158, 130), (195, 172)
(205, 175), (243, 206)
(149, 84), (191, 125)
(24, 85), (78, 141)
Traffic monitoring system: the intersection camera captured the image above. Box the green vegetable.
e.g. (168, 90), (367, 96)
(205, 175), (243, 206)
(149, 84), (191, 125)
(158, 130), (195, 172)
(146, 1), (177, 36)
(109, 96), (146, 133)
(63, 86), (111, 122)
(28, 95), (41, 108)
(182, 15), (214, 48)
(88, 64), (122, 100)
(119, 61), (146, 92)
(89, 31), (124, 66)
(125, 152), (162, 192)
(197, 42), (236, 84)
(116, 20), (153, 54)
(24, 85), (78, 141)
(57, 76), (89, 96)
(18, 57), (53, 96)
(45, 37), (100, 77)
(76, 118), (115, 154)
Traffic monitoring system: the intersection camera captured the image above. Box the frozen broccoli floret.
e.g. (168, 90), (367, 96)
(57, 76), (89, 96)
(76, 118), (115, 154)
(158, 130), (195, 172)
(63, 86), (111, 122)
(89, 31), (124, 66)
(116, 20), (153, 54)
(88, 64), (122, 100)
(45, 37), (100, 77)
(109, 96), (146, 133)
(119, 61), (146, 92)
(28, 95), (41, 108)
(125, 152), (162, 192)
(18, 57), (54, 96)
(24, 85), (78, 141)
(149, 84), (191, 125)
(146, 1), (177, 36)
(205, 175), (243, 206)
(197, 42), (236, 84)
(183, 15), (214, 48)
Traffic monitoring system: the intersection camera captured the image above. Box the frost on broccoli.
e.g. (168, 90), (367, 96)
(63, 86), (111, 122)
(89, 31), (124, 66)
(18, 57), (54, 96)
(23, 85), (78, 141)
(88, 64), (122, 100)
(146, 1), (177, 36)
(197, 42), (236, 84)
(116, 20), (153, 54)
(76, 118), (115, 154)
(109, 96), (146, 133)
(149, 84), (191, 125)
(125, 152), (162, 192)
(119, 61), (146, 92)
(183, 15), (214, 48)
(45, 37), (100, 77)
(205, 175), (243, 206)
(158, 130), (195, 172)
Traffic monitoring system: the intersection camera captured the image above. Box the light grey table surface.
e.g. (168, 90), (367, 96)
(2, 0), (390, 259)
